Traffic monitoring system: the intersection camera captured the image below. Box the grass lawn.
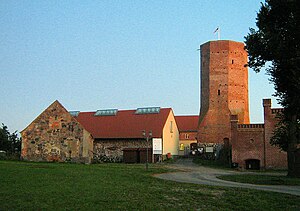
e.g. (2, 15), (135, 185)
(1, 161), (300, 210)
(217, 174), (300, 186)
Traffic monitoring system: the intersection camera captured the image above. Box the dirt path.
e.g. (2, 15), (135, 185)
(154, 158), (300, 196)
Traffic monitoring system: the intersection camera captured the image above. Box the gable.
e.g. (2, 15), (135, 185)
(21, 100), (83, 135)
(21, 100), (93, 163)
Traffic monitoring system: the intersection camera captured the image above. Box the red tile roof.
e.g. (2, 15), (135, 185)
(75, 108), (172, 139)
(175, 115), (199, 132)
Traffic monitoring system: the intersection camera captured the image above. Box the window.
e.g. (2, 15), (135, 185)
(95, 109), (118, 116)
(218, 89), (220, 95)
(185, 133), (189, 139)
(135, 107), (160, 114)
(179, 143), (184, 151)
(232, 59), (234, 64)
(69, 111), (80, 117)
(170, 121), (173, 133)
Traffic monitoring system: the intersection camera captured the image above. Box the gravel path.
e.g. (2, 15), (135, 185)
(154, 158), (300, 196)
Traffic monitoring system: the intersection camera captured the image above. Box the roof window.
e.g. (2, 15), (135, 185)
(135, 107), (160, 114)
(69, 111), (80, 117)
(95, 109), (118, 116)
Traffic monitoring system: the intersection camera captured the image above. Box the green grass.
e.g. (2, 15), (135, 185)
(217, 174), (300, 186)
(0, 161), (300, 210)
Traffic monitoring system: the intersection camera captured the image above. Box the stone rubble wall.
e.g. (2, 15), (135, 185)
(21, 101), (93, 163)
(93, 139), (151, 162)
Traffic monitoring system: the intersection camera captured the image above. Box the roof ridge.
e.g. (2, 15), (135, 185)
(76, 107), (172, 113)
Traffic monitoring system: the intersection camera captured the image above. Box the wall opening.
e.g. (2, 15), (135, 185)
(245, 159), (260, 170)
(190, 143), (197, 151)
(218, 89), (220, 95)
(223, 138), (229, 147)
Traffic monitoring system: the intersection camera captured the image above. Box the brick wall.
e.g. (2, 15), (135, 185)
(231, 119), (265, 168)
(198, 40), (249, 144)
(263, 99), (287, 169)
(230, 99), (287, 169)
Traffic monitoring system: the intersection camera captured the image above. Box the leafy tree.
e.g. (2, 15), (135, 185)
(245, 0), (300, 177)
(0, 123), (21, 157)
(271, 113), (300, 152)
(0, 124), (10, 151)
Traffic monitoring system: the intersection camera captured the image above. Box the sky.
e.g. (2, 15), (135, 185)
(0, 0), (280, 133)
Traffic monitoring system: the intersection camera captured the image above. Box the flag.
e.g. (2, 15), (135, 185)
(213, 27), (219, 34)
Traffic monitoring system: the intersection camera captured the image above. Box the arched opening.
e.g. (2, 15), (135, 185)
(245, 159), (260, 170)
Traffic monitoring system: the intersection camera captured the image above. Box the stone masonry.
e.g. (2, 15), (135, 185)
(93, 138), (152, 162)
(21, 101), (93, 163)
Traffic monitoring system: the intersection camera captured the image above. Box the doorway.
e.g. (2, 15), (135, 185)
(245, 159), (260, 170)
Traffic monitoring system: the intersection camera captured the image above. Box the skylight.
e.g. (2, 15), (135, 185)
(69, 111), (80, 117)
(135, 107), (160, 114)
(95, 109), (118, 116)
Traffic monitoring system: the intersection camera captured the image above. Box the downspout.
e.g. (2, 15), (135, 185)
(263, 124), (266, 170)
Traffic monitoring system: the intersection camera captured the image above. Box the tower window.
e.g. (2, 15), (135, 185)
(218, 90), (220, 95)
(232, 60), (234, 64)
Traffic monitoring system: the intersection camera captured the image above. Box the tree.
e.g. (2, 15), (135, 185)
(245, 0), (300, 177)
(270, 113), (300, 151)
(0, 123), (21, 156)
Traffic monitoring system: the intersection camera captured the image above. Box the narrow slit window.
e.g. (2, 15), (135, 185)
(232, 59), (234, 64)
(218, 89), (220, 95)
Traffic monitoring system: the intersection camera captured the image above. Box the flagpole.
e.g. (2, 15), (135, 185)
(213, 27), (220, 40)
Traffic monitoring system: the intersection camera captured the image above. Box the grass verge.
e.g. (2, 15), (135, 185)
(0, 161), (299, 210)
(217, 174), (300, 186)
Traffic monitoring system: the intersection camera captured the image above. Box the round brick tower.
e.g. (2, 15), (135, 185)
(197, 40), (249, 144)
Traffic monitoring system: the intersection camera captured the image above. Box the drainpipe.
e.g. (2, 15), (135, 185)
(263, 126), (266, 170)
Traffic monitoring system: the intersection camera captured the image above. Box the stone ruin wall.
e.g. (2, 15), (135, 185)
(93, 139), (152, 162)
(21, 101), (93, 164)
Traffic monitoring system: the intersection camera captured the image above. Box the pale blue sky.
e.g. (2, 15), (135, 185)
(0, 0), (279, 133)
